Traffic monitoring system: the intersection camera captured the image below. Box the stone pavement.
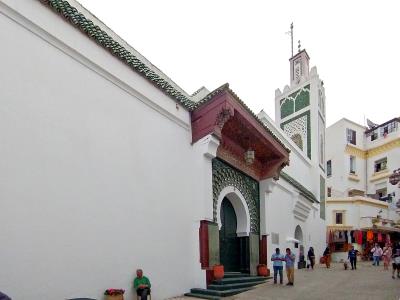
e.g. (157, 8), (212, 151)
(171, 262), (400, 300)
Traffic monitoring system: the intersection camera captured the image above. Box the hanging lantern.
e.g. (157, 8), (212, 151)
(244, 148), (255, 165)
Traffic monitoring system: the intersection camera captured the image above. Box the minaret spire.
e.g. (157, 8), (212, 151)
(290, 23), (294, 57)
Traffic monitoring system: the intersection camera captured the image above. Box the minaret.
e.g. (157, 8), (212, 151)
(274, 30), (326, 168)
(289, 44), (310, 87)
(274, 24), (327, 219)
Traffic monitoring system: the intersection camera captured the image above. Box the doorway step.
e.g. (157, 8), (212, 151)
(184, 272), (270, 299)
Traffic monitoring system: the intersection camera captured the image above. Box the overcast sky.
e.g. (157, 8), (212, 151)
(78, 0), (399, 126)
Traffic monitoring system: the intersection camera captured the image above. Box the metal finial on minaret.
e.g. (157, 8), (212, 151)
(290, 23), (294, 57)
(298, 40), (301, 53)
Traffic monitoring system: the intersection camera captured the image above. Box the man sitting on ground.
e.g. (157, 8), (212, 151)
(133, 269), (151, 300)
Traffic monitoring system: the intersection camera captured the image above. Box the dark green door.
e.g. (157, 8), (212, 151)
(220, 197), (240, 272)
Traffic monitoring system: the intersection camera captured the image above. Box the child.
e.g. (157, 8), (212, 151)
(344, 260), (348, 270)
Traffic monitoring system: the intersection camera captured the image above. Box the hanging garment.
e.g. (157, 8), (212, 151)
(350, 230), (356, 243)
(377, 232), (382, 242)
(357, 230), (363, 245)
(345, 231), (349, 243)
(367, 230), (374, 242)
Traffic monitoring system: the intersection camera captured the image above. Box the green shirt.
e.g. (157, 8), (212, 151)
(134, 276), (151, 290)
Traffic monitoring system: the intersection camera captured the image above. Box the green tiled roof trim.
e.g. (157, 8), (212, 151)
(280, 172), (318, 203)
(280, 84), (310, 119)
(195, 84), (291, 153)
(40, 1), (289, 152)
(40, 0), (195, 110)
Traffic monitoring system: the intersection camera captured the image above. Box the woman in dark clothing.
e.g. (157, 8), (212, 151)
(307, 247), (316, 269)
(323, 246), (331, 268)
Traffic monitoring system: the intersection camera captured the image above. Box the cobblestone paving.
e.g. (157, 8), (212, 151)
(172, 262), (400, 300)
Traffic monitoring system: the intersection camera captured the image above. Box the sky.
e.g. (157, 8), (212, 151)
(77, 0), (400, 127)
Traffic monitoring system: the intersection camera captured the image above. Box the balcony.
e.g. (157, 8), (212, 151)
(370, 169), (389, 182)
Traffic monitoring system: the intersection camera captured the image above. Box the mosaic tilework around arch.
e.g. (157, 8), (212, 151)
(212, 158), (260, 234)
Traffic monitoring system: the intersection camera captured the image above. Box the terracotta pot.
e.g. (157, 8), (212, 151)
(257, 264), (268, 277)
(213, 264), (224, 280)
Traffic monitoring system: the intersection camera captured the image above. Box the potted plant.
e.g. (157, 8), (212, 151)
(104, 289), (125, 300)
(371, 217), (379, 225)
(257, 264), (269, 276)
(213, 264), (224, 280)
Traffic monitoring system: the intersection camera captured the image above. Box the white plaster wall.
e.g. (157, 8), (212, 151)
(327, 118), (400, 205)
(365, 125), (400, 149)
(0, 3), (206, 299)
(366, 146), (400, 196)
(326, 200), (389, 228)
(326, 119), (368, 197)
(263, 180), (325, 269)
(326, 121), (346, 195)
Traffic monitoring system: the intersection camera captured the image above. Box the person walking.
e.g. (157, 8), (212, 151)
(383, 243), (392, 270)
(392, 249), (400, 279)
(323, 246), (331, 268)
(271, 248), (285, 284)
(371, 243), (383, 266)
(347, 246), (359, 270)
(285, 248), (296, 286)
(307, 247), (315, 270)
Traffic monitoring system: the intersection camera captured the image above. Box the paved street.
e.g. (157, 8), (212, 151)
(175, 262), (400, 300)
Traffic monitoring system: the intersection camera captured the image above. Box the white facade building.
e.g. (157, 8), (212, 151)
(326, 117), (400, 213)
(326, 197), (396, 262)
(0, 1), (326, 299)
(325, 117), (400, 261)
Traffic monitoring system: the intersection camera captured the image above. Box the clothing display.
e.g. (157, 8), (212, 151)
(377, 233), (382, 242)
(350, 231), (356, 243)
(366, 230), (373, 242)
(358, 231), (363, 245)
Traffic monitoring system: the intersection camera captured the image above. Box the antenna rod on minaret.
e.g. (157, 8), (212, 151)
(290, 22), (294, 57)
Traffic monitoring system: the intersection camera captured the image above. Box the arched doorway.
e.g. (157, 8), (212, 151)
(218, 190), (251, 273)
(294, 225), (304, 263)
(219, 197), (240, 272)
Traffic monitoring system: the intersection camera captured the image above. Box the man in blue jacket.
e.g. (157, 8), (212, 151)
(348, 246), (359, 270)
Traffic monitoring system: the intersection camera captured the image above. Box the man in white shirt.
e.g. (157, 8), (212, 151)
(371, 243), (383, 266)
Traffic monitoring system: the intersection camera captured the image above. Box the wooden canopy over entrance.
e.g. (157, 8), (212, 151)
(191, 84), (290, 181)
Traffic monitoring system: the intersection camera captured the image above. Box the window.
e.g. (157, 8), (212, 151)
(327, 187), (332, 197)
(346, 128), (356, 145)
(376, 188), (387, 200)
(327, 160), (332, 176)
(371, 130), (378, 141)
(335, 212), (343, 224)
(349, 156), (356, 174)
(380, 121), (398, 137)
(374, 157), (387, 172)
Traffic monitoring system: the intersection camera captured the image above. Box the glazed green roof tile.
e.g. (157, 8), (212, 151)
(40, 0), (195, 110)
(40, 0), (289, 152)
(195, 84), (291, 153)
(280, 172), (318, 203)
